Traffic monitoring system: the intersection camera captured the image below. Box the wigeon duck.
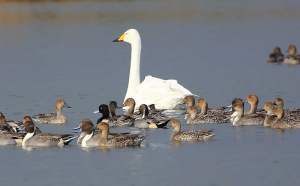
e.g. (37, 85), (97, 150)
(32, 99), (71, 124)
(169, 119), (217, 141)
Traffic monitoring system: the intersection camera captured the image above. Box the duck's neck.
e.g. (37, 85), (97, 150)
(99, 130), (108, 145)
(125, 104), (135, 116)
(171, 126), (181, 140)
(124, 38), (141, 102)
(232, 109), (243, 126)
(200, 104), (208, 115)
(264, 115), (274, 127)
(56, 107), (63, 117)
(248, 102), (257, 114)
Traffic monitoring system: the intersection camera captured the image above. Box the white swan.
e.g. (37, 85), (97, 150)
(113, 29), (196, 110)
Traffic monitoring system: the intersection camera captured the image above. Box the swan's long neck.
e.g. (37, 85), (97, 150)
(124, 36), (141, 102)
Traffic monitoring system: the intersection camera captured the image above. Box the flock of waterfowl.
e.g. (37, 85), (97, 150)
(267, 45), (300, 65)
(1, 28), (299, 149)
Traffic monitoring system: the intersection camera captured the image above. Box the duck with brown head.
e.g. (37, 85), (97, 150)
(267, 47), (284, 62)
(32, 99), (71, 124)
(231, 102), (265, 126)
(22, 116), (77, 147)
(97, 122), (146, 147)
(283, 45), (300, 65)
(170, 119), (217, 141)
(135, 104), (170, 129)
(186, 106), (229, 124)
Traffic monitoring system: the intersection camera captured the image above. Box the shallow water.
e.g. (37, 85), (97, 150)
(1, 0), (300, 185)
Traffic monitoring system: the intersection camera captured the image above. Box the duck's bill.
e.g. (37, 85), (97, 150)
(180, 111), (188, 115)
(94, 110), (100, 114)
(224, 108), (233, 112)
(64, 104), (71, 108)
(72, 126), (80, 130)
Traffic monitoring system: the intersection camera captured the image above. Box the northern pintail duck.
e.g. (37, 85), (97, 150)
(266, 47), (284, 62)
(0, 132), (24, 145)
(186, 106), (229, 124)
(273, 98), (300, 116)
(262, 102), (284, 127)
(244, 94), (260, 114)
(22, 116), (77, 147)
(32, 99), (71, 124)
(95, 101), (135, 127)
(231, 102), (265, 126)
(76, 119), (130, 147)
(170, 119), (217, 141)
(0, 113), (41, 134)
(135, 104), (170, 129)
(97, 122), (146, 147)
(283, 45), (300, 65)
(196, 98), (227, 115)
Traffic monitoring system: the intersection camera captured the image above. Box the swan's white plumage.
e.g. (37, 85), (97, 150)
(114, 29), (196, 110)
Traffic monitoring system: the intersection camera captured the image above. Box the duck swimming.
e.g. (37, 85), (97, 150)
(266, 47), (284, 62)
(135, 104), (170, 129)
(94, 99), (135, 127)
(283, 45), (300, 65)
(97, 122), (147, 147)
(186, 106), (229, 124)
(169, 119), (217, 141)
(113, 28), (196, 110)
(22, 116), (77, 147)
(231, 102), (265, 126)
(76, 119), (130, 147)
(32, 99), (71, 124)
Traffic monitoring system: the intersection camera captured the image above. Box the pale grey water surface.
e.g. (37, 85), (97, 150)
(1, 0), (300, 185)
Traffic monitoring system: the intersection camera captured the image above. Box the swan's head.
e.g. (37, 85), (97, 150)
(113, 29), (140, 44)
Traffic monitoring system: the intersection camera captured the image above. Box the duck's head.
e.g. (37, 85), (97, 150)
(23, 119), (35, 133)
(56, 99), (71, 109)
(97, 104), (109, 115)
(273, 98), (284, 108)
(273, 47), (282, 54)
(80, 119), (94, 134)
(187, 106), (198, 117)
(245, 94), (259, 105)
(262, 102), (274, 114)
(124, 98), (136, 108)
(113, 29), (140, 44)
(170, 119), (181, 129)
(196, 98), (208, 109)
(287, 45), (297, 55)
(23, 116), (33, 123)
(109, 101), (118, 110)
(232, 102), (244, 112)
(183, 96), (195, 106)
(97, 122), (109, 133)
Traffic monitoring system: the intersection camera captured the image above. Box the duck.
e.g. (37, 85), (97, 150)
(94, 99), (135, 127)
(0, 112), (42, 134)
(32, 99), (71, 124)
(22, 116), (77, 147)
(266, 47), (284, 62)
(262, 102), (284, 127)
(273, 98), (300, 116)
(186, 106), (229, 124)
(135, 104), (170, 129)
(113, 28), (196, 110)
(0, 132), (24, 146)
(244, 94), (260, 114)
(76, 119), (130, 147)
(97, 122), (147, 147)
(196, 98), (227, 115)
(169, 119), (217, 141)
(231, 102), (265, 126)
(283, 45), (300, 65)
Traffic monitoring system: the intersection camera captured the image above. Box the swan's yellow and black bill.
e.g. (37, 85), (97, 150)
(113, 33), (125, 42)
